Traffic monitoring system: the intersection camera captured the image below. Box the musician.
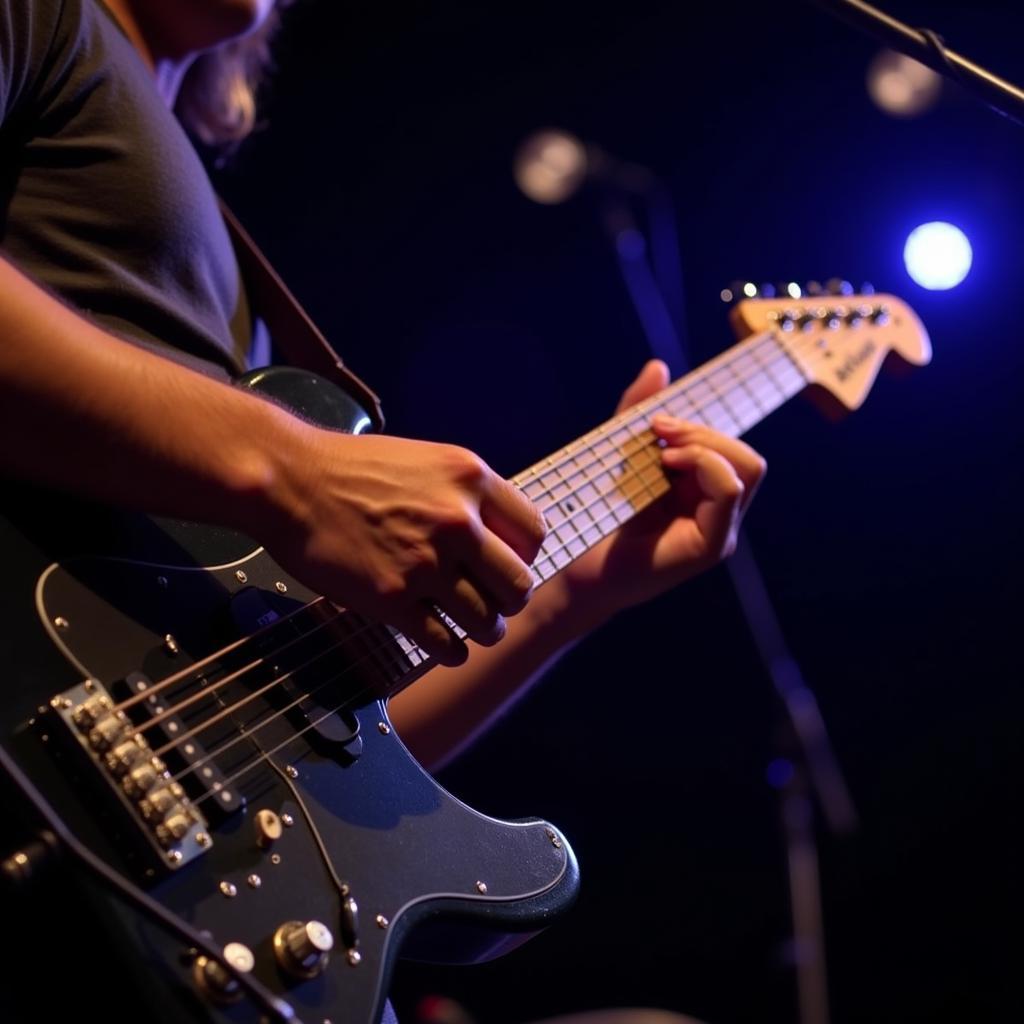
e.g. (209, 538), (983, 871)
(0, 1), (765, 1020)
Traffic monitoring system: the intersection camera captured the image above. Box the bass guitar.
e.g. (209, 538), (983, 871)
(0, 292), (929, 1023)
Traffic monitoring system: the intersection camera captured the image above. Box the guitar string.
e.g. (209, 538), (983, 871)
(140, 433), (669, 766)
(122, 326), (822, 764)
(132, 393), (741, 750)
(128, 607), (347, 735)
(169, 355), (824, 806)
(117, 322), (841, 797)
(526, 354), (807, 569)
(108, 595), (334, 714)
(149, 619), (385, 759)
(515, 331), (805, 494)
(166, 631), (413, 788)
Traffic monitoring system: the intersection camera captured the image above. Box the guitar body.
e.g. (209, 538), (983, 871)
(0, 368), (577, 1024)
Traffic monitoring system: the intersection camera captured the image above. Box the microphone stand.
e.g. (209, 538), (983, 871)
(806, 0), (1024, 126)
(592, 170), (857, 1024)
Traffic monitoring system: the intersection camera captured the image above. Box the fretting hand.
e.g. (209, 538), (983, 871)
(560, 359), (766, 619)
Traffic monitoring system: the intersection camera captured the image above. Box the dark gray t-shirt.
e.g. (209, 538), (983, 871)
(0, 0), (251, 378)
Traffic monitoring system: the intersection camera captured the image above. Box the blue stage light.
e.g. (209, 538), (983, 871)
(903, 222), (972, 290)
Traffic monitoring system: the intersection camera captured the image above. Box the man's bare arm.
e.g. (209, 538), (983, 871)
(0, 256), (545, 665)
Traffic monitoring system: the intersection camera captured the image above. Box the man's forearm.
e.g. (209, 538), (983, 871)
(0, 255), (302, 530)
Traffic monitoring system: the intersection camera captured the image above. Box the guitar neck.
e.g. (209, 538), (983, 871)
(516, 329), (807, 584)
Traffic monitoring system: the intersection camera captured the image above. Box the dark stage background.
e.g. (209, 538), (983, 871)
(218, 2), (1023, 1022)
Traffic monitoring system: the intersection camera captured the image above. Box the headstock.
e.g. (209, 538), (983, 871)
(728, 286), (931, 414)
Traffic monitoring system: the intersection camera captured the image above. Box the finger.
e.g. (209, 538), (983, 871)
(480, 474), (547, 564)
(652, 416), (766, 509)
(391, 604), (470, 668)
(435, 573), (508, 647)
(466, 529), (536, 616)
(661, 443), (745, 555)
(616, 359), (670, 414)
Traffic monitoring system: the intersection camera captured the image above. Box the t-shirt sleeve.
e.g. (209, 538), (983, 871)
(0, 0), (67, 125)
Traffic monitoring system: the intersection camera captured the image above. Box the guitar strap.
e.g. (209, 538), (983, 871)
(219, 202), (386, 432)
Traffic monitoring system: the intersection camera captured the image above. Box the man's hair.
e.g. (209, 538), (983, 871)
(175, 6), (286, 149)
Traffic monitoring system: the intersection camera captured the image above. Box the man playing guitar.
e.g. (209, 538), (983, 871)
(0, 2), (765, 1021)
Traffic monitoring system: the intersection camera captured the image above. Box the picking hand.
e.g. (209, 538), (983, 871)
(258, 426), (547, 666)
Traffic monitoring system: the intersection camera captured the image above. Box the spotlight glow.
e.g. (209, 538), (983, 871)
(903, 222), (972, 290)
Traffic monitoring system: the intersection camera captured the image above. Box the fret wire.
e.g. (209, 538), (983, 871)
(729, 360), (769, 416)
(517, 328), (802, 498)
(537, 437), (662, 556)
(533, 474), (672, 576)
(770, 333), (811, 388)
(707, 366), (747, 430)
(700, 372), (743, 436)
(748, 341), (790, 399)
(520, 327), (829, 585)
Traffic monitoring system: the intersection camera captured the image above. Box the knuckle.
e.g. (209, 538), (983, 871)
(436, 503), (475, 537)
(446, 445), (488, 486)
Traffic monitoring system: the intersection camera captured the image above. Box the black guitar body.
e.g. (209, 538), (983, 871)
(0, 368), (577, 1024)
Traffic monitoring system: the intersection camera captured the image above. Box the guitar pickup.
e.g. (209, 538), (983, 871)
(119, 672), (245, 823)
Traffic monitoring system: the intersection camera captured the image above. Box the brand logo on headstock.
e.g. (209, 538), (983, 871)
(835, 339), (877, 383)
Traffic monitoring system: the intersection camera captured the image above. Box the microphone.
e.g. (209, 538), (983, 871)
(513, 128), (654, 205)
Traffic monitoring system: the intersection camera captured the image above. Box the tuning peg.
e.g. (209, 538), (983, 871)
(796, 309), (822, 331)
(825, 278), (854, 296)
(759, 282), (777, 298)
(860, 281), (876, 295)
(768, 309), (798, 331)
(804, 280), (825, 297)
(776, 281), (803, 300)
(721, 280), (761, 303)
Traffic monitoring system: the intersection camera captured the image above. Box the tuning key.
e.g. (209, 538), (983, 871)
(846, 304), (873, 326)
(797, 308), (825, 331)
(825, 278), (854, 296)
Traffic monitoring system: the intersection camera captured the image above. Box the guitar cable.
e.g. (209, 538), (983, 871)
(0, 741), (303, 1024)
